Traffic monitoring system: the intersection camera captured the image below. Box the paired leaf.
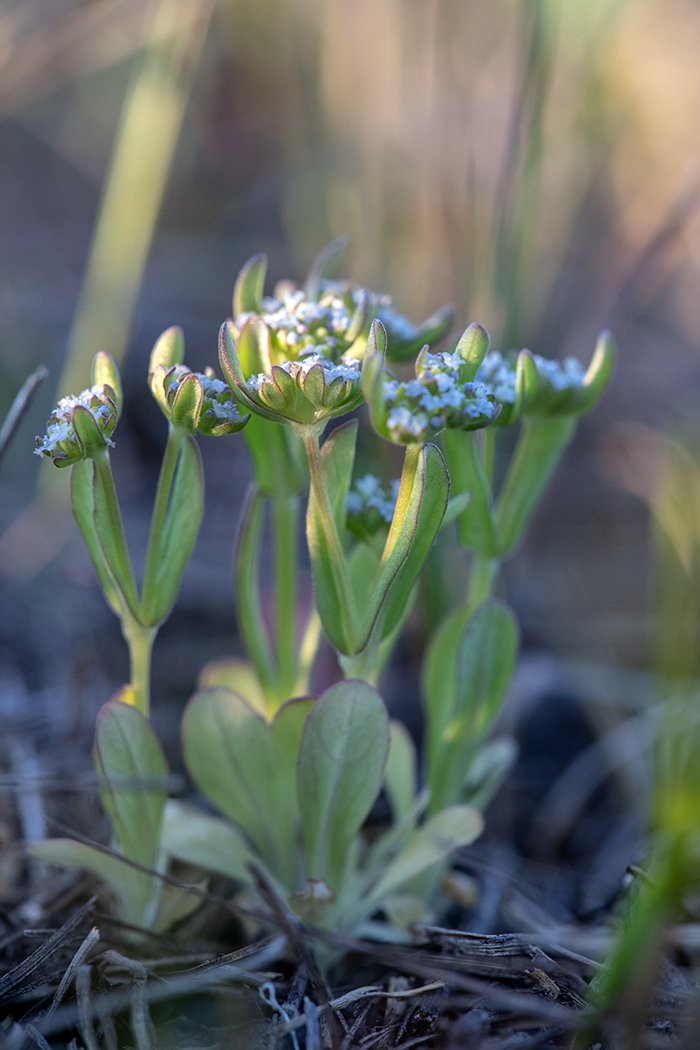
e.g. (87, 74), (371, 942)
(442, 430), (498, 555)
(298, 681), (389, 889)
(320, 420), (358, 536)
(496, 416), (575, 555)
(424, 600), (518, 814)
(71, 460), (122, 616)
(361, 444), (449, 648)
(142, 437), (204, 626)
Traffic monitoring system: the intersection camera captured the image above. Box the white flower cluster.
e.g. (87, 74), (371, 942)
(198, 373), (241, 426)
(383, 350), (498, 443)
(240, 284), (359, 360)
(476, 352), (518, 404)
(35, 386), (115, 457)
(346, 474), (399, 525)
(248, 353), (360, 393)
(533, 353), (585, 390)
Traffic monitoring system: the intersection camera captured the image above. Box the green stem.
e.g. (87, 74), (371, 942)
(296, 608), (322, 694)
(93, 450), (140, 615)
(272, 494), (299, 702)
(235, 485), (276, 699)
(304, 429), (359, 653)
(482, 426), (496, 487)
(467, 554), (499, 610)
(141, 425), (184, 619)
(121, 614), (157, 717)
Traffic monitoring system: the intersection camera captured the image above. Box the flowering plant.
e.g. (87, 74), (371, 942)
(29, 242), (613, 952)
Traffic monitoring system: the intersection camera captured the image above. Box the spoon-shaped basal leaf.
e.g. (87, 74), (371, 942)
(141, 436), (204, 626)
(182, 688), (304, 886)
(160, 799), (258, 886)
(298, 680), (389, 890)
(94, 699), (168, 871)
(27, 839), (156, 929)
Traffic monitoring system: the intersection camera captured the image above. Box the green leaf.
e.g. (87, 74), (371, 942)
(320, 420), (358, 536)
(305, 237), (349, 302)
(243, 416), (306, 497)
(27, 839), (156, 929)
(181, 687), (299, 884)
(306, 457), (359, 655)
(361, 444), (449, 647)
(92, 352), (123, 415)
(496, 415), (575, 555)
(362, 320), (388, 434)
(233, 486), (276, 698)
(424, 600), (518, 814)
(94, 699), (168, 870)
(385, 720), (417, 824)
(160, 799), (257, 885)
(462, 736), (518, 810)
(363, 805), (482, 908)
(198, 657), (268, 718)
(423, 603), (472, 777)
(92, 457), (140, 618)
(171, 372), (202, 434)
(233, 253), (268, 316)
(569, 329), (615, 415)
(348, 541), (383, 613)
(149, 326), (185, 373)
(72, 405), (108, 460)
(71, 460), (122, 616)
(440, 492), (471, 531)
(442, 430), (498, 555)
(455, 323), (490, 382)
(297, 680), (389, 889)
(142, 437), (204, 625)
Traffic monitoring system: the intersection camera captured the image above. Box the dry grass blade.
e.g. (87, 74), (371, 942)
(0, 898), (95, 1003)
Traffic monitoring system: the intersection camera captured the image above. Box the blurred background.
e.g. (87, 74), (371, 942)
(1, 0), (700, 918)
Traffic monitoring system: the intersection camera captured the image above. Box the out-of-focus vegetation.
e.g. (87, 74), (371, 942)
(1, 0), (700, 674)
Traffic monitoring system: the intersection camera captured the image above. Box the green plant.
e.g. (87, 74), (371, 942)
(28, 242), (613, 947)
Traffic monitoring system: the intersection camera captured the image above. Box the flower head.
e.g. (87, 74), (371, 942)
(474, 333), (615, 420)
(219, 318), (364, 434)
(364, 321), (499, 446)
(35, 384), (118, 467)
(148, 326), (248, 436)
(229, 243), (453, 367)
